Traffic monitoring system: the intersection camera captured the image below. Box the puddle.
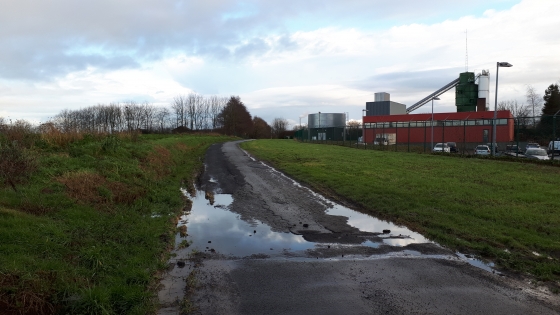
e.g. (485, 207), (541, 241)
(326, 205), (430, 246)
(238, 150), (430, 247)
(179, 191), (316, 256)
(455, 252), (500, 274)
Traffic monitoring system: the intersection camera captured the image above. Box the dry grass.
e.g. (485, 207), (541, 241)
(141, 146), (172, 180)
(0, 120), (38, 149)
(39, 123), (84, 147)
(56, 171), (144, 208)
(0, 144), (38, 192)
(0, 272), (56, 315)
(19, 201), (54, 216)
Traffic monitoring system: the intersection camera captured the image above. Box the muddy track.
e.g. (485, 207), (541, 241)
(158, 140), (560, 315)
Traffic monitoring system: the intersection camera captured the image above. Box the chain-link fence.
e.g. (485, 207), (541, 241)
(294, 115), (560, 160)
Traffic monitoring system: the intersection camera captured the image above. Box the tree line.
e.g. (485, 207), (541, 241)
(498, 82), (560, 140)
(0, 94), (292, 139)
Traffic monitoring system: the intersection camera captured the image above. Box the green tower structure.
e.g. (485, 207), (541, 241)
(455, 72), (478, 112)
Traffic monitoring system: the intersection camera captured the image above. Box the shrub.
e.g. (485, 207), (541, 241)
(0, 142), (38, 191)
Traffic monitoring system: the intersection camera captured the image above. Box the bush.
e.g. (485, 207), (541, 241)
(0, 142), (38, 191)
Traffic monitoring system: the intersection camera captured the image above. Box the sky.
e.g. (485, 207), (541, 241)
(1, 0), (560, 127)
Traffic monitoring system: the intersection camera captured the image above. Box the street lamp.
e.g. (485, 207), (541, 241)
(362, 109), (368, 144)
(492, 61), (513, 156)
(431, 97), (440, 151)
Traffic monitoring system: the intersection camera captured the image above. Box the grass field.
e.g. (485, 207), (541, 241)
(240, 139), (560, 285)
(0, 133), (233, 314)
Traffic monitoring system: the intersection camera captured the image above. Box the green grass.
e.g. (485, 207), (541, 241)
(240, 140), (560, 283)
(0, 133), (233, 314)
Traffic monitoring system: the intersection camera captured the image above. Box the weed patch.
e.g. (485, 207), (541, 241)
(0, 143), (38, 191)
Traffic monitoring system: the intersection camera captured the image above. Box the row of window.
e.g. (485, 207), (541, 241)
(364, 119), (509, 129)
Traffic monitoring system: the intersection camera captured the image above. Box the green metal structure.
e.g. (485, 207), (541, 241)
(455, 72), (478, 112)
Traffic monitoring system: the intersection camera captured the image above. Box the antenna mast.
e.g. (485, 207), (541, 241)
(465, 29), (468, 72)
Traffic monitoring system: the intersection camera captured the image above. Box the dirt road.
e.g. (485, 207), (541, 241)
(158, 140), (559, 315)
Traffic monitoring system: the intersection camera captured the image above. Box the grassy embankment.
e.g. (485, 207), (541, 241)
(0, 132), (233, 314)
(241, 140), (560, 285)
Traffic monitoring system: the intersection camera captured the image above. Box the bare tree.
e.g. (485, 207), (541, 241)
(498, 100), (531, 127)
(526, 85), (543, 127)
(171, 96), (187, 128)
(155, 107), (170, 133)
(347, 120), (362, 142)
(271, 118), (289, 138)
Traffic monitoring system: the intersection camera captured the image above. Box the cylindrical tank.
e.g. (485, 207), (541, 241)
(478, 70), (490, 107)
(308, 113), (346, 128)
(374, 92), (390, 102)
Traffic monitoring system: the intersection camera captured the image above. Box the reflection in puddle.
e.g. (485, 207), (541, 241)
(180, 191), (315, 256)
(326, 205), (430, 246)
(455, 252), (500, 274)
(238, 152), (431, 247)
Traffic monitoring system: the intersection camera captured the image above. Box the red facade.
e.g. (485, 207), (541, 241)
(363, 111), (514, 144)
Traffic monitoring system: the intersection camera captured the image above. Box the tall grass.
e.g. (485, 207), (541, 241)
(0, 123), (234, 314)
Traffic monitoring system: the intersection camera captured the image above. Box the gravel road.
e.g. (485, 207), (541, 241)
(158, 140), (560, 315)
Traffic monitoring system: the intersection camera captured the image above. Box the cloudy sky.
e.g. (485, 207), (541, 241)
(1, 0), (559, 126)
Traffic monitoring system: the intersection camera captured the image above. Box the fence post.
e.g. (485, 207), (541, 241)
(515, 118), (519, 158)
(442, 121), (445, 149)
(408, 122), (410, 152)
(395, 122), (398, 152)
(423, 121), (427, 153)
(463, 120), (467, 155)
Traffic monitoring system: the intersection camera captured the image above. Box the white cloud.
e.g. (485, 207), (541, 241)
(1, 0), (559, 124)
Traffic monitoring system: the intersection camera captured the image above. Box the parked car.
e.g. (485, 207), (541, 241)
(374, 137), (389, 145)
(446, 142), (458, 153)
(433, 143), (450, 153)
(525, 148), (549, 160)
(525, 143), (540, 151)
(474, 145), (491, 155)
(505, 144), (523, 154)
(548, 140), (560, 156)
(486, 143), (499, 153)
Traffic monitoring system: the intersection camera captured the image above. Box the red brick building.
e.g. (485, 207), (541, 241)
(363, 110), (514, 144)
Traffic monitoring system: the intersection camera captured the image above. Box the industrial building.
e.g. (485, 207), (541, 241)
(363, 71), (515, 145)
(308, 112), (346, 141)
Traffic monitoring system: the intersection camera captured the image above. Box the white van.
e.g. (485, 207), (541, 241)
(548, 140), (560, 155)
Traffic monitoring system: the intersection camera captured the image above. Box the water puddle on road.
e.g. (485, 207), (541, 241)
(176, 187), (499, 276)
(179, 191), (315, 257)
(179, 189), (431, 258)
(243, 154), (431, 247)
(326, 205), (430, 246)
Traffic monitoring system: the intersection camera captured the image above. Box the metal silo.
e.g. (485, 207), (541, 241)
(308, 113), (347, 141)
(478, 70), (490, 109)
(308, 113), (346, 128)
(455, 72), (478, 112)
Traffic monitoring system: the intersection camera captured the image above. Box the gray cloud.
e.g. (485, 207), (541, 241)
(0, 0), (503, 81)
(349, 67), (466, 93)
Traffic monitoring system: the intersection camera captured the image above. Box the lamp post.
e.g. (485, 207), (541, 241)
(431, 97), (440, 151)
(362, 109), (368, 144)
(492, 62), (513, 156)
